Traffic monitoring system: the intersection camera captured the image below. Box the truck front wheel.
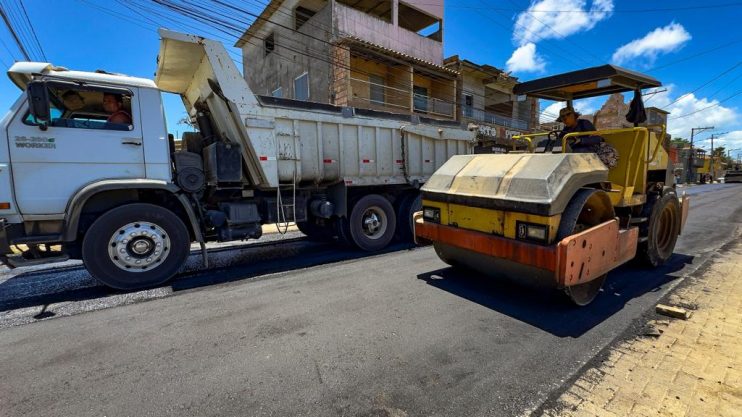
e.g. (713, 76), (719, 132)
(82, 203), (191, 290)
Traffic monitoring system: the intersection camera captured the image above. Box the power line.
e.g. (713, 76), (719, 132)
(17, 0), (46, 61)
(500, 0), (605, 63)
(0, 3), (29, 60)
(413, 2), (742, 13)
(670, 88), (742, 120)
(655, 61), (742, 109)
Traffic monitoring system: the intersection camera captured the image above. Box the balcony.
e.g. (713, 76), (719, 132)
(334, 2), (443, 64)
(463, 107), (529, 131)
(348, 76), (455, 119)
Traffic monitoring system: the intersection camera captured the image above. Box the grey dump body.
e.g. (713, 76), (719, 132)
(155, 29), (475, 190)
(421, 153), (609, 216)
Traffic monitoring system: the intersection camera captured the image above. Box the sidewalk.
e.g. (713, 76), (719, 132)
(541, 241), (742, 417)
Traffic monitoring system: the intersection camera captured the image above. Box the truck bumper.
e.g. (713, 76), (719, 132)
(415, 218), (638, 288)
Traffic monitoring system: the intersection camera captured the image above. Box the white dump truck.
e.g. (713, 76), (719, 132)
(0, 29), (475, 289)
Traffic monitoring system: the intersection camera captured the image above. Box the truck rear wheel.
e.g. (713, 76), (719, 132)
(82, 203), (190, 290)
(639, 193), (681, 267)
(296, 219), (333, 241)
(348, 194), (396, 251)
(558, 189), (615, 306)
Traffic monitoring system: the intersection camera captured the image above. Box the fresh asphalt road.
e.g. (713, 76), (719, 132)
(1, 184), (741, 417)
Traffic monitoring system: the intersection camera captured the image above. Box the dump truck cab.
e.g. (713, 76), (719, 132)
(415, 65), (690, 305)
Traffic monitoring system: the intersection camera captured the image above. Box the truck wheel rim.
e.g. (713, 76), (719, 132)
(108, 221), (170, 272)
(362, 206), (387, 240)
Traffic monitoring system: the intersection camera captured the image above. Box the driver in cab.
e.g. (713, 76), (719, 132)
(556, 107), (601, 152)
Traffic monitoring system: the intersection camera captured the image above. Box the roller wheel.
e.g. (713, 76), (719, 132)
(395, 192), (422, 242)
(433, 242), (459, 267)
(639, 193), (681, 267)
(82, 203), (190, 290)
(347, 194), (396, 251)
(558, 189), (615, 306)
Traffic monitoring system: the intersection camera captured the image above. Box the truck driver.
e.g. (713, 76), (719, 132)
(103, 93), (132, 125)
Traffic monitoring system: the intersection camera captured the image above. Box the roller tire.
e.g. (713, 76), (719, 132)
(82, 203), (190, 290)
(639, 192), (681, 267)
(558, 189), (615, 306)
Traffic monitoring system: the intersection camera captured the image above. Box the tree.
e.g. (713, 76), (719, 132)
(670, 137), (689, 147)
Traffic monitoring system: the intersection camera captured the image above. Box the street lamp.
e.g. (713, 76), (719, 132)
(688, 126), (714, 183)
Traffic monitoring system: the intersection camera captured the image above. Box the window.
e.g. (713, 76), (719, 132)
(264, 33), (275, 56)
(24, 86), (134, 131)
(369, 75), (385, 104)
(463, 94), (473, 117)
(413, 85), (428, 112)
(272, 86), (283, 98)
(294, 72), (309, 101)
(295, 6), (316, 30)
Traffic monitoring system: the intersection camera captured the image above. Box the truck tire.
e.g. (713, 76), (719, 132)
(639, 192), (681, 267)
(297, 219), (332, 241)
(347, 194), (396, 251)
(394, 192), (422, 242)
(82, 203), (191, 290)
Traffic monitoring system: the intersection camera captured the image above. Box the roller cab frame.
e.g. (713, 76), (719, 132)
(415, 65), (691, 306)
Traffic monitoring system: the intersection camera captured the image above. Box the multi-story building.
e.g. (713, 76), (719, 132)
(235, 0), (535, 140)
(236, 0), (457, 120)
(444, 56), (538, 151)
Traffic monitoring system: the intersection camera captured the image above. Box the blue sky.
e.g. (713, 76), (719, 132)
(1, 1), (741, 155)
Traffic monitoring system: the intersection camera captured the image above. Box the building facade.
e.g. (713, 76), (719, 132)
(235, 0), (534, 137)
(236, 0), (457, 120)
(444, 56), (538, 151)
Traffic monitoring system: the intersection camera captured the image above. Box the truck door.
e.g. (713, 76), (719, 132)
(0, 100), (17, 217)
(7, 85), (146, 215)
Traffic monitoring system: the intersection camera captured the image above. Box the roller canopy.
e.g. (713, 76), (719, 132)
(513, 65), (661, 101)
(421, 153), (609, 216)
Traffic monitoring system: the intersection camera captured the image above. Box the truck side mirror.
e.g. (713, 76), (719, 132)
(27, 82), (50, 130)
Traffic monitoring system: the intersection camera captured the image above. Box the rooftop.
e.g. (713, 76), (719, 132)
(7, 61), (157, 90)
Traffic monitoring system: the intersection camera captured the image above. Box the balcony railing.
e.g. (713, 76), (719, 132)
(347, 77), (455, 118)
(463, 107), (529, 130)
(413, 93), (454, 118)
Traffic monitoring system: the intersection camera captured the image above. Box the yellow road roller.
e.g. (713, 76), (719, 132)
(414, 65), (690, 305)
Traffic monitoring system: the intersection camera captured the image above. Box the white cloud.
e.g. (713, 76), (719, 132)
(646, 85), (737, 138)
(714, 131), (742, 156)
(514, 0), (614, 46)
(539, 88), (741, 136)
(540, 101), (563, 124)
(507, 0), (613, 74)
(506, 43), (546, 73)
(612, 22), (691, 65)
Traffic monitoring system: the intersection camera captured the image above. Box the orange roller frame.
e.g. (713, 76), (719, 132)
(415, 219), (638, 287)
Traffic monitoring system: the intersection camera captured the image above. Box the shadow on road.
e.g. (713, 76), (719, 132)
(0, 240), (415, 313)
(417, 253), (694, 338)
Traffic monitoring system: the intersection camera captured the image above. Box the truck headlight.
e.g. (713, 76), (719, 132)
(516, 221), (548, 243)
(422, 207), (441, 223)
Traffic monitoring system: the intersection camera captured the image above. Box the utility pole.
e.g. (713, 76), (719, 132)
(0, 6), (30, 61)
(687, 126), (714, 183)
(708, 132), (729, 181)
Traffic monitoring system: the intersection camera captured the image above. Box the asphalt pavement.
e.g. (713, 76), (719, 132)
(1, 183), (740, 417)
